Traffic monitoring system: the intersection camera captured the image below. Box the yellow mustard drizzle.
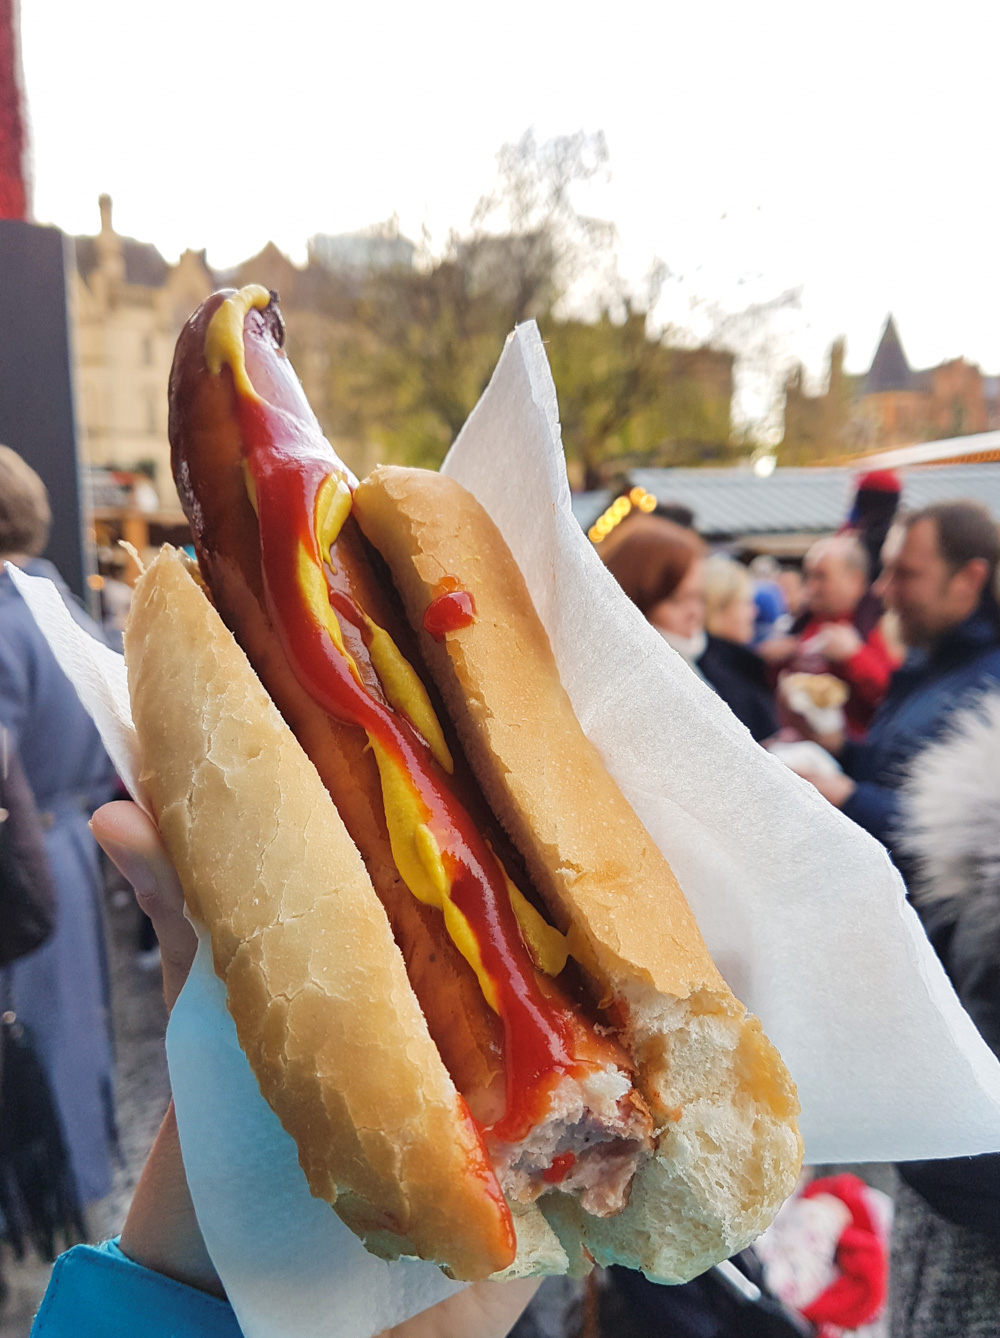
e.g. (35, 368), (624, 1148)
(495, 860), (570, 977)
(370, 737), (500, 1012)
(311, 476), (454, 773)
(305, 479), (497, 1003)
(204, 285), (271, 398)
(314, 474), (353, 553)
(296, 540), (352, 663)
(361, 616), (454, 774)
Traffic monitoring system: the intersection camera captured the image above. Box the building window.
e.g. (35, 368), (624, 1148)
(141, 335), (153, 366)
(146, 391), (158, 435)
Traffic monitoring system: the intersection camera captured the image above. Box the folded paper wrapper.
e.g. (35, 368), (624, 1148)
(10, 322), (1000, 1338)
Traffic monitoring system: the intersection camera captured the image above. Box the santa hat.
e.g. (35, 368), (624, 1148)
(800, 1173), (888, 1336)
(855, 469), (902, 495)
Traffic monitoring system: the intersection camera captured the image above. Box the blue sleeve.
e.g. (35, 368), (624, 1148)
(841, 779), (900, 849)
(31, 1239), (244, 1337)
(0, 634), (31, 746)
(838, 737), (870, 780)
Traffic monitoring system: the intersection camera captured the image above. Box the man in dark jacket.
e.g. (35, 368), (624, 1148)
(801, 499), (1000, 863)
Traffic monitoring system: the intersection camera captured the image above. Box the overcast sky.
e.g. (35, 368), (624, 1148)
(20, 0), (1000, 406)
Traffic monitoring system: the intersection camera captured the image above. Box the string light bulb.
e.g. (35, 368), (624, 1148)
(588, 486), (658, 543)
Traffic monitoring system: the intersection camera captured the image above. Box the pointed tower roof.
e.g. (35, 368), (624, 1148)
(864, 315), (914, 394)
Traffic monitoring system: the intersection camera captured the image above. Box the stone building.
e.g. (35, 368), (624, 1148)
(781, 315), (1000, 463)
(855, 315), (1000, 447)
(308, 219), (416, 275)
(69, 201), (392, 503)
(70, 195), (215, 507)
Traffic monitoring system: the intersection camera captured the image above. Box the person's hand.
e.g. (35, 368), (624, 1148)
(91, 801), (540, 1335)
(813, 624), (863, 663)
(376, 1277), (540, 1338)
(796, 771), (856, 809)
(91, 801), (219, 1294)
(757, 634), (799, 666)
(92, 801), (196, 1010)
(776, 685), (846, 757)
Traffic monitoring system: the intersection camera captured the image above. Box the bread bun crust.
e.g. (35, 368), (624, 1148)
(125, 546), (518, 1281)
(784, 672), (850, 710)
(353, 466), (803, 1280)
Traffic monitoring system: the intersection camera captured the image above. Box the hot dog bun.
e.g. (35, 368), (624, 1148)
(125, 545), (564, 1282)
(354, 467), (803, 1278)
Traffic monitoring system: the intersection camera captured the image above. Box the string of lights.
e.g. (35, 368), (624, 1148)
(588, 485), (658, 544)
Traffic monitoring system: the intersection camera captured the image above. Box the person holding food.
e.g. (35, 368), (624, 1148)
(762, 534), (900, 738)
(888, 688), (1000, 1338)
(29, 287), (803, 1330)
(29, 800), (542, 1336)
(794, 501), (1000, 866)
(785, 501), (1000, 1335)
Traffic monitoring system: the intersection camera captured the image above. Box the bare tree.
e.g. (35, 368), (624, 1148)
(459, 129), (618, 325)
(339, 129), (621, 467)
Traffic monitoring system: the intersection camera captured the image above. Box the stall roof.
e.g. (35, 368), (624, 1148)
(571, 463), (1000, 540)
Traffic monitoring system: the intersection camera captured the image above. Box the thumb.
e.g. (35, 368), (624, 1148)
(92, 801), (197, 1011)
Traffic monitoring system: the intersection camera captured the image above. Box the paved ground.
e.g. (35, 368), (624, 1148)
(0, 868), (171, 1335)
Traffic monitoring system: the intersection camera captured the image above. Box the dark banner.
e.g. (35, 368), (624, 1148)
(0, 219), (92, 603)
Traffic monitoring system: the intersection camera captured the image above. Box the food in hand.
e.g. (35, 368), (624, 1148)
(126, 285), (803, 1283)
(783, 673), (850, 712)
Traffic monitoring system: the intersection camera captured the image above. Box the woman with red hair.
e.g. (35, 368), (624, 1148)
(601, 516), (778, 740)
(601, 515), (708, 666)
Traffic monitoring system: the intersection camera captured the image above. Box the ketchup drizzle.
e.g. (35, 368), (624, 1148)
(235, 393), (576, 1143)
(424, 576), (476, 640)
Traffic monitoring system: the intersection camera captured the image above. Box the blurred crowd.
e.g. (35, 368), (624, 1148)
(598, 471), (909, 748)
(0, 441), (999, 1338)
(594, 469), (1000, 1338)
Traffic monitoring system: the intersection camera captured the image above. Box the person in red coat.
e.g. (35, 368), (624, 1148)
(763, 535), (900, 737)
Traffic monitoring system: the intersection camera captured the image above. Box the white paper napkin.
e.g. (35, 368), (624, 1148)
(442, 324), (1000, 1163)
(9, 320), (1000, 1338)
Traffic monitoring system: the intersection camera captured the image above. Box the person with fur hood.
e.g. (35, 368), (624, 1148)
(890, 689), (1000, 1337)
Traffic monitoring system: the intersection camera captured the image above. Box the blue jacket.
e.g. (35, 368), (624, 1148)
(840, 608), (1000, 866)
(32, 1240), (243, 1336)
(0, 559), (119, 1205)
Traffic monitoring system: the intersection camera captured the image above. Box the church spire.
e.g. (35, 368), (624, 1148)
(864, 314), (914, 394)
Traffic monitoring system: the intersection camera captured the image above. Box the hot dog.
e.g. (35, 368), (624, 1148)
(130, 285), (802, 1284)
